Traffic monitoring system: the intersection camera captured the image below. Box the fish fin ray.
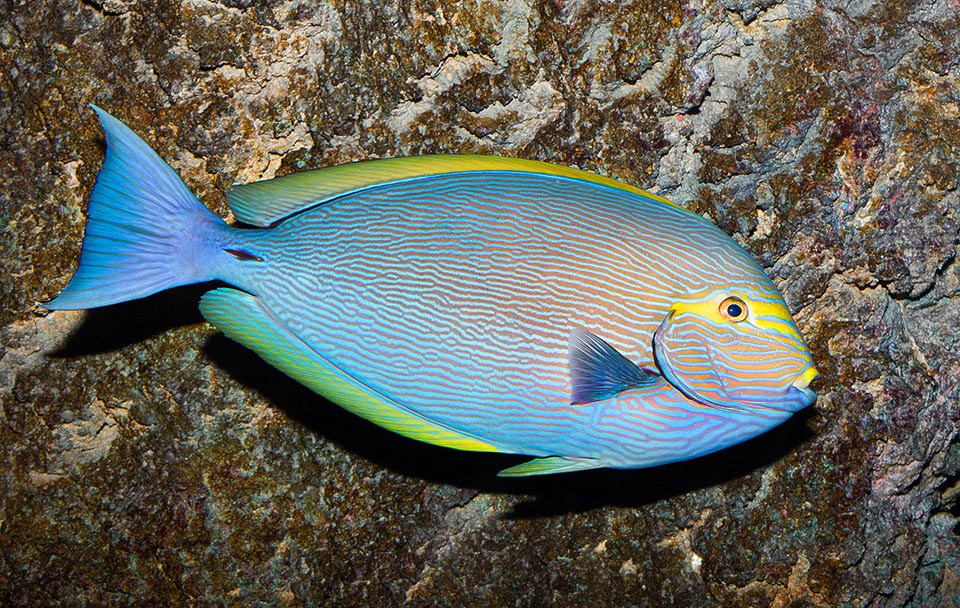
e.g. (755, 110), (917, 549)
(199, 287), (501, 453)
(497, 456), (603, 477)
(569, 328), (660, 404)
(226, 154), (676, 227)
(46, 106), (226, 310)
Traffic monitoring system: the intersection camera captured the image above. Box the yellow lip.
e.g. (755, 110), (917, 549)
(791, 366), (820, 404)
(792, 366), (820, 390)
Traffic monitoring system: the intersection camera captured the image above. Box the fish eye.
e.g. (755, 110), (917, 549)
(720, 297), (748, 322)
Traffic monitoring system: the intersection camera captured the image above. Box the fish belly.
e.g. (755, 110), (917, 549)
(247, 173), (740, 458)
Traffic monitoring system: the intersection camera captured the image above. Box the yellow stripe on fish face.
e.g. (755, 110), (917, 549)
(669, 291), (807, 350)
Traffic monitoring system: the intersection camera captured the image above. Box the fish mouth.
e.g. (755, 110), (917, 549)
(787, 366), (820, 408)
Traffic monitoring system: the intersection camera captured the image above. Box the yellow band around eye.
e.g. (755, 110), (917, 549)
(670, 292), (803, 343)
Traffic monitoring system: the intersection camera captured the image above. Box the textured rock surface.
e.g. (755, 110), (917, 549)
(2, 0), (959, 605)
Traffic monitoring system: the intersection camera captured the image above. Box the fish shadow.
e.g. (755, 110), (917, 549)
(205, 332), (817, 515)
(501, 411), (815, 517)
(50, 284), (212, 357)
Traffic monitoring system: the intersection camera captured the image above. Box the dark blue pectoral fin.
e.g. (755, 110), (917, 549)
(569, 328), (660, 405)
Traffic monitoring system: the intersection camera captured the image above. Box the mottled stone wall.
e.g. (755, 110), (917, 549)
(2, 0), (958, 605)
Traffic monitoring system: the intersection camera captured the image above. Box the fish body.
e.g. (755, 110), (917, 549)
(48, 107), (819, 476)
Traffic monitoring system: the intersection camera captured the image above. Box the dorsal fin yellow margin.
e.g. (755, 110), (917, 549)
(226, 154), (679, 227)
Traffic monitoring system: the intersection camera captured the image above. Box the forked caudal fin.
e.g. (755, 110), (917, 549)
(45, 106), (230, 310)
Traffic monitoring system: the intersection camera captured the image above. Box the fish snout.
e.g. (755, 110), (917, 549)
(785, 366), (820, 410)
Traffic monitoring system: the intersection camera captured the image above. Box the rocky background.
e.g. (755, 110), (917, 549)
(2, 0), (959, 605)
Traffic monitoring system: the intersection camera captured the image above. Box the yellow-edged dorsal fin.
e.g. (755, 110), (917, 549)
(226, 154), (679, 227)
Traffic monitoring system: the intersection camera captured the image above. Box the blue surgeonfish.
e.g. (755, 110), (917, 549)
(47, 107), (819, 476)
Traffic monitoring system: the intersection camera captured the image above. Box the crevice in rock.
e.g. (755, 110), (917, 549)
(80, 0), (125, 17)
(934, 435), (960, 536)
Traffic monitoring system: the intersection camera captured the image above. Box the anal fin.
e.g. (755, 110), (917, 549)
(199, 287), (500, 453)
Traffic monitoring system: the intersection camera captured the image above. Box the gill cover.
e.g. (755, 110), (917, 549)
(652, 293), (817, 413)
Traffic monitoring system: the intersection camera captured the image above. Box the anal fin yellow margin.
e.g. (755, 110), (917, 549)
(199, 287), (501, 453)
